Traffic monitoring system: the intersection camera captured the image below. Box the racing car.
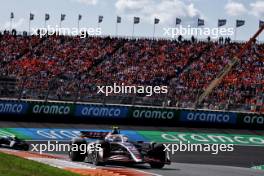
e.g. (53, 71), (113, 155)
(0, 136), (29, 151)
(69, 127), (170, 168)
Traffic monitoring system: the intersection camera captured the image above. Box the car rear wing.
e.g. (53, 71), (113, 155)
(80, 131), (109, 139)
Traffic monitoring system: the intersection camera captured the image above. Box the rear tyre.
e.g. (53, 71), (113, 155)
(69, 138), (87, 162)
(69, 150), (86, 162)
(149, 144), (166, 161)
(148, 143), (167, 169)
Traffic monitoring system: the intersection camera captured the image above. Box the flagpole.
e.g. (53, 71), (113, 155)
(29, 19), (31, 35)
(175, 19), (179, 39)
(234, 26), (237, 41)
(257, 22), (260, 43)
(217, 20), (220, 41)
(115, 21), (118, 36)
(217, 26), (219, 40)
(196, 23), (199, 40)
(175, 24), (177, 40)
(10, 17), (12, 31)
(153, 23), (156, 38)
(78, 19), (80, 32)
(132, 22), (135, 37)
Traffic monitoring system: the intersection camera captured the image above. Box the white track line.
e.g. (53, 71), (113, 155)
(28, 157), (95, 169)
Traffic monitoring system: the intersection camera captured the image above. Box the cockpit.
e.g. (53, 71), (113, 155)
(105, 134), (128, 143)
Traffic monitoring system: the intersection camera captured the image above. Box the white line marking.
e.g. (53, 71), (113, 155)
(27, 157), (96, 169)
(132, 168), (163, 176)
(110, 165), (163, 176)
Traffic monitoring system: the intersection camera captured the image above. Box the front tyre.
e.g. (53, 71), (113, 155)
(92, 150), (105, 166)
(22, 144), (29, 151)
(150, 163), (165, 169)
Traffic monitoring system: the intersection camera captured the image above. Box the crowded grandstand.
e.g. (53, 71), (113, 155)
(0, 30), (263, 112)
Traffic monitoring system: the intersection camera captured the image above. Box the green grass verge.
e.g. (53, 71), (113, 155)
(0, 152), (81, 176)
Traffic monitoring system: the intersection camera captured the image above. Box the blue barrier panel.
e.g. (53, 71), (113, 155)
(75, 105), (129, 118)
(180, 110), (237, 124)
(0, 101), (28, 115)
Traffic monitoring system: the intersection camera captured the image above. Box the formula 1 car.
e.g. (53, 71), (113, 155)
(69, 127), (170, 168)
(0, 136), (29, 151)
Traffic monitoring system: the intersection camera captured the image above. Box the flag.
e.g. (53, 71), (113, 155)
(176, 18), (181, 25)
(154, 18), (160, 24)
(218, 19), (226, 27)
(98, 15), (103, 23)
(134, 17), (140, 24)
(198, 18), (204, 26)
(30, 13), (34, 20)
(236, 20), (245, 27)
(61, 14), (66, 21)
(259, 20), (264, 28)
(78, 14), (82, 21)
(10, 12), (14, 19)
(117, 16), (121, 23)
(45, 14), (50, 21)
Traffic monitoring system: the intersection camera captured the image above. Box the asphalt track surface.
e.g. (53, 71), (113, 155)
(1, 121), (264, 176)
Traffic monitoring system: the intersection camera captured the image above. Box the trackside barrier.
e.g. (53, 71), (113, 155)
(75, 105), (128, 118)
(237, 113), (264, 128)
(180, 110), (237, 125)
(0, 100), (263, 129)
(0, 101), (28, 115)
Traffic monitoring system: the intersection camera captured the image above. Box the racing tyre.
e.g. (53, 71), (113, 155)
(69, 150), (86, 162)
(150, 163), (165, 169)
(91, 140), (109, 166)
(69, 138), (86, 162)
(12, 143), (29, 151)
(22, 144), (29, 151)
(148, 143), (167, 169)
(92, 151), (105, 166)
(149, 144), (166, 161)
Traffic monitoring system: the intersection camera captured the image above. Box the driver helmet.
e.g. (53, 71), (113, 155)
(112, 126), (120, 134)
(12, 136), (19, 141)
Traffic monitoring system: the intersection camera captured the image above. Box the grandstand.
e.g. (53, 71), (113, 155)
(0, 30), (263, 113)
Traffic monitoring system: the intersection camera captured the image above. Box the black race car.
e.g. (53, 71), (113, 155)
(0, 136), (29, 151)
(69, 127), (170, 168)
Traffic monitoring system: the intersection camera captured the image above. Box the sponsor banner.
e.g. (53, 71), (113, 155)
(180, 110), (237, 124)
(0, 101), (28, 115)
(130, 107), (179, 121)
(0, 128), (146, 141)
(75, 105), (128, 118)
(137, 131), (264, 146)
(237, 113), (264, 127)
(2, 99), (263, 129)
(29, 103), (74, 116)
